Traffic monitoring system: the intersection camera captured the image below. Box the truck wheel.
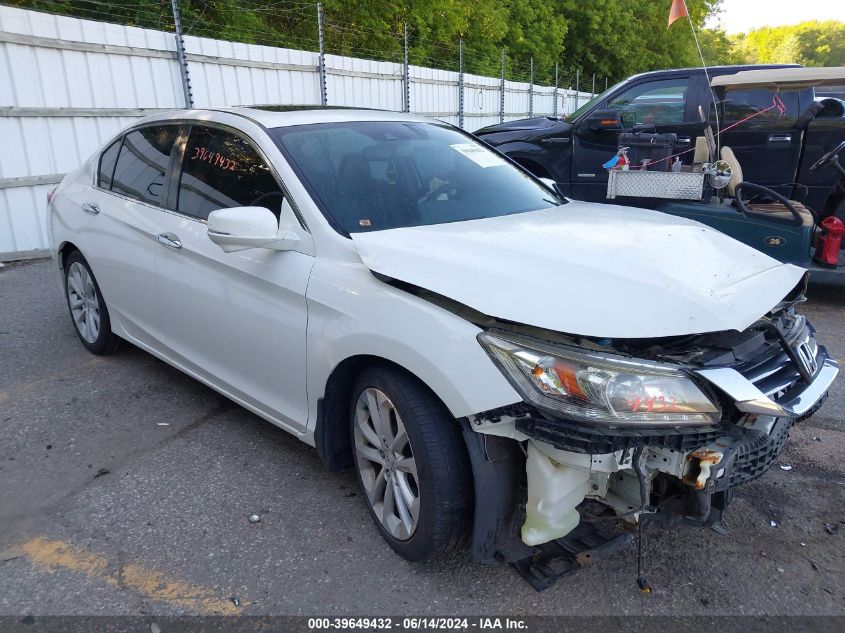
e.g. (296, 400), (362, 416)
(350, 366), (472, 561)
(64, 251), (122, 355)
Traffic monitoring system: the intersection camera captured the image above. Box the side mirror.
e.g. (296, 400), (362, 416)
(585, 109), (623, 131)
(207, 206), (300, 253)
(705, 160), (733, 190)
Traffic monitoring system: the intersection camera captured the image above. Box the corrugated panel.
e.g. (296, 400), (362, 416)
(327, 54), (403, 111)
(0, 6), (182, 254)
(463, 72), (501, 131)
(185, 35), (321, 107)
(1, 5), (587, 257)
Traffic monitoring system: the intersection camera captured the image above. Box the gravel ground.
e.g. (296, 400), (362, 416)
(1, 258), (844, 617)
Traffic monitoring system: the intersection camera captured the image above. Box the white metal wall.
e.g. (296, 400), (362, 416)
(0, 5), (594, 257)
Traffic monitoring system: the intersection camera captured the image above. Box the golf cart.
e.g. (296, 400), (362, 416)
(605, 67), (845, 272)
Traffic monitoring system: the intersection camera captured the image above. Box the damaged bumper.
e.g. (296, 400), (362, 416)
(465, 315), (838, 560)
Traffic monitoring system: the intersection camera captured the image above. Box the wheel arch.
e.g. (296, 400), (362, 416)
(315, 353), (527, 564)
(313, 354), (455, 472)
(57, 240), (81, 271)
(512, 157), (552, 179)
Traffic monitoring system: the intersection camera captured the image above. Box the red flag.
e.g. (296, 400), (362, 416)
(668, 0), (689, 27)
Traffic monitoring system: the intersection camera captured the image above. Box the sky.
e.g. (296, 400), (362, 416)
(707, 0), (845, 34)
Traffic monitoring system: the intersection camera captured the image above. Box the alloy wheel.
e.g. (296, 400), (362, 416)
(67, 261), (101, 344)
(353, 387), (420, 540)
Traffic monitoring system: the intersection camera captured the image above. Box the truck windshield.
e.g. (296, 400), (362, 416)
(270, 121), (563, 235)
(564, 80), (626, 122)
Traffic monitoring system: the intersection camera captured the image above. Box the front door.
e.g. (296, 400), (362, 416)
(571, 76), (699, 202)
(154, 124), (313, 432)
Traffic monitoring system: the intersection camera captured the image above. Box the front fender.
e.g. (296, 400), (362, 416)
(305, 259), (521, 432)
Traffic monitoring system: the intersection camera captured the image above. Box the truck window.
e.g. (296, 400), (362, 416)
(722, 89), (799, 122)
(607, 78), (689, 127)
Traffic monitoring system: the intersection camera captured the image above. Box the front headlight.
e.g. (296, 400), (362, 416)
(478, 332), (720, 427)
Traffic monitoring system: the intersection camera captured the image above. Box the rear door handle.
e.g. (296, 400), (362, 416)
(677, 136), (691, 145)
(768, 134), (792, 144)
(81, 202), (100, 215)
(155, 233), (182, 250)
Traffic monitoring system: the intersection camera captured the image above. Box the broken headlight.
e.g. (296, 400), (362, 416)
(478, 332), (720, 427)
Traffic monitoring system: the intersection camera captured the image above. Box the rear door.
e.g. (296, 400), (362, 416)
(571, 76), (699, 201)
(153, 123), (313, 431)
(79, 124), (180, 346)
(717, 88), (801, 195)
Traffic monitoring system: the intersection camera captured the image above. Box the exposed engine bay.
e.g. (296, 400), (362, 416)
(450, 275), (838, 588)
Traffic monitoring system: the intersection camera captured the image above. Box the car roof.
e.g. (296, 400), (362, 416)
(625, 63), (800, 83)
(184, 106), (434, 129)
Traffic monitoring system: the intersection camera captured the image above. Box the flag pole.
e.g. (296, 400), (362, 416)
(670, 0), (720, 159)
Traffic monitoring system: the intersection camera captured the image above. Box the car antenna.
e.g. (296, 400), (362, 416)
(632, 447), (653, 594)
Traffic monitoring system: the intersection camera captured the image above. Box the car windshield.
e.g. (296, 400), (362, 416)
(563, 80), (626, 122)
(270, 120), (563, 234)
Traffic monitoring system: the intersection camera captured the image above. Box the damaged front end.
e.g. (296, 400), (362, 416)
(464, 283), (837, 578)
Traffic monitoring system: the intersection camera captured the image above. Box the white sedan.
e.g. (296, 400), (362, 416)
(49, 108), (836, 571)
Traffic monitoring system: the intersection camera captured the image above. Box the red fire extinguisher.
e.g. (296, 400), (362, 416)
(814, 216), (845, 268)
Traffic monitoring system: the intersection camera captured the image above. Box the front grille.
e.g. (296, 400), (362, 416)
(741, 347), (802, 399)
(736, 316), (820, 403)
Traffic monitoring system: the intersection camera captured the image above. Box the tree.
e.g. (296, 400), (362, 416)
(11, 0), (729, 84)
(734, 21), (845, 66)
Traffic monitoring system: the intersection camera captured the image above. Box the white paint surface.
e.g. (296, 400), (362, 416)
(351, 201), (806, 338)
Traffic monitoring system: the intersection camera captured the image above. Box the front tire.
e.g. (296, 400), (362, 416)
(64, 251), (122, 355)
(350, 366), (472, 561)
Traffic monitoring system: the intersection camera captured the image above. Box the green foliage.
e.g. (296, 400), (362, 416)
(700, 20), (845, 67)
(11, 0), (743, 85)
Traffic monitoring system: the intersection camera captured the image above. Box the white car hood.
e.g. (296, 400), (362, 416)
(350, 201), (806, 339)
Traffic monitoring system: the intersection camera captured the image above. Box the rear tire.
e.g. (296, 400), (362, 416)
(64, 251), (122, 355)
(349, 366), (472, 561)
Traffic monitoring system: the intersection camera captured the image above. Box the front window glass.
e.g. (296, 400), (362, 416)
(177, 126), (284, 220)
(270, 121), (562, 234)
(607, 78), (689, 127)
(111, 125), (178, 207)
(564, 80), (626, 122)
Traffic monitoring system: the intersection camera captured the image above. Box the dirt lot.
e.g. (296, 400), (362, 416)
(1, 258), (844, 617)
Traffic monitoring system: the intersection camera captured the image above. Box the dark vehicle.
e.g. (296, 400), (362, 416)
(649, 67), (845, 272)
(476, 64), (845, 218)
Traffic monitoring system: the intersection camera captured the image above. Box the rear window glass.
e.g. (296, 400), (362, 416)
(97, 138), (121, 190)
(722, 89), (799, 121)
(111, 125), (179, 207)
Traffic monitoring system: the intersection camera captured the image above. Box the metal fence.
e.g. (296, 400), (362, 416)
(0, 4), (596, 258)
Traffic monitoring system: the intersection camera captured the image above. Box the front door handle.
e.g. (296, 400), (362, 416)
(81, 202), (100, 215)
(155, 233), (182, 250)
(768, 134), (792, 144)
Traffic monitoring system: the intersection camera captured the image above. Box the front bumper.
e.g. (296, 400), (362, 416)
(497, 341), (836, 543)
(467, 313), (838, 554)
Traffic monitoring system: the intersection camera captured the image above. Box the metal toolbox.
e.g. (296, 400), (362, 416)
(606, 170), (705, 201)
